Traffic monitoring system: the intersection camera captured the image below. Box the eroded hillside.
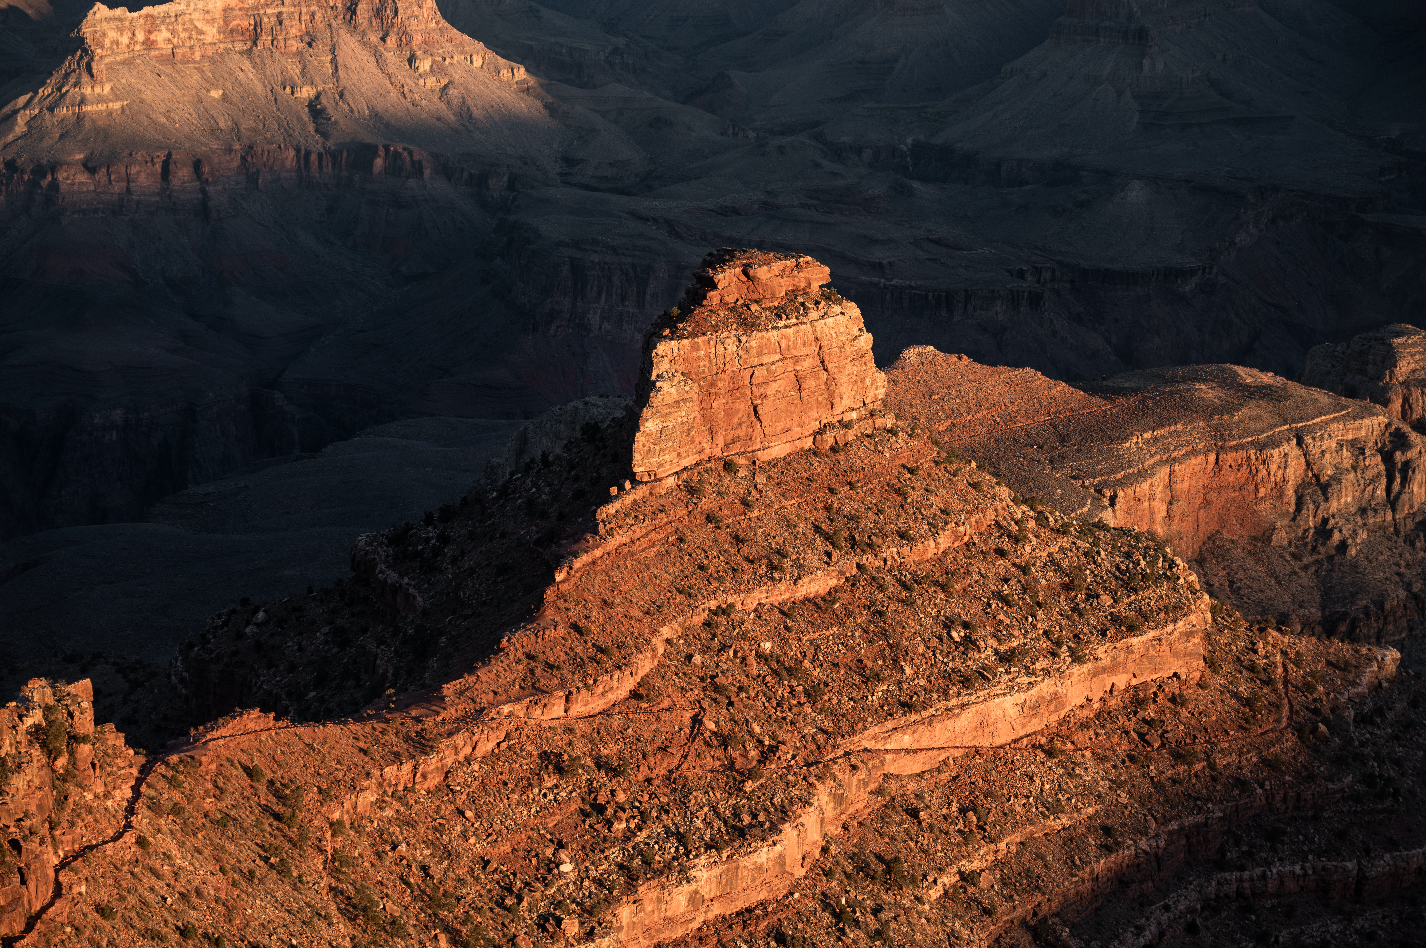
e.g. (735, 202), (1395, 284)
(4, 252), (1424, 948)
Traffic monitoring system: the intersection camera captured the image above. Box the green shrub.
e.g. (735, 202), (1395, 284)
(40, 703), (69, 760)
(179, 923), (199, 941)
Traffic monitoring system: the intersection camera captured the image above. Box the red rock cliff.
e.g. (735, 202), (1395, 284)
(630, 250), (887, 482)
(886, 348), (1426, 638)
(1, 679), (135, 938)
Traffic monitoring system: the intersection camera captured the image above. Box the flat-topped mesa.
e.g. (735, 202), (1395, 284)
(630, 249), (887, 482)
(75, 0), (505, 67)
(1303, 324), (1426, 430)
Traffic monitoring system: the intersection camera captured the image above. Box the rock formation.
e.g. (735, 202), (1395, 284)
(0, 679), (135, 938)
(1303, 323), (1426, 430)
(887, 347), (1426, 640)
(630, 250), (887, 482)
(4, 254), (1426, 948)
(75, 0), (488, 65)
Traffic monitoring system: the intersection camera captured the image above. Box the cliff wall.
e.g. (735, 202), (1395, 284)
(631, 250), (886, 481)
(1303, 323), (1426, 431)
(0, 679), (135, 938)
(75, 0), (492, 65)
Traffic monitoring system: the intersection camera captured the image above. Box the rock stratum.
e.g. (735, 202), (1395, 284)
(3, 253), (1425, 948)
(1304, 323), (1426, 432)
(631, 250), (886, 482)
(887, 347), (1426, 643)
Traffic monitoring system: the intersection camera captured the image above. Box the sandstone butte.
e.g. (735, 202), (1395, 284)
(0, 253), (1419, 948)
(630, 249), (887, 482)
(1303, 323), (1426, 432)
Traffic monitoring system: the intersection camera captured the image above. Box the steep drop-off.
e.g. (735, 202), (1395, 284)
(3, 0), (1425, 551)
(1304, 323), (1426, 431)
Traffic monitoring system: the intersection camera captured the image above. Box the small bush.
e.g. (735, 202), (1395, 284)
(40, 703), (69, 760)
(179, 923), (199, 941)
(723, 458), (740, 474)
(97, 904), (118, 921)
(136, 835), (152, 851)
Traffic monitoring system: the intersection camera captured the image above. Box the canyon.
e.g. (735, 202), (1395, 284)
(1, 0), (1425, 941)
(2, 253), (1425, 948)
(1, 0), (1423, 551)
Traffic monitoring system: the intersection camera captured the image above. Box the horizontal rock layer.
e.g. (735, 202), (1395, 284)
(886, 347), (1426, 639)
(1303, 323), (1426, 431)
(76, 0), (495, 64)
(631, 252), (886, 481)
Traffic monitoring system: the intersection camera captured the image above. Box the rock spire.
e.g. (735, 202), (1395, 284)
(630, 250), (886, 482)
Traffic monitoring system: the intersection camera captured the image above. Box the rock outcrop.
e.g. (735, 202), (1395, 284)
(1303, 323), (1426, 431)
(630, 250), (886, 482)
(1, 679), (134, 938)
(886, 347), (1426, 639)
(6, 311), (1426, 948)
(74, 0), (494, 66)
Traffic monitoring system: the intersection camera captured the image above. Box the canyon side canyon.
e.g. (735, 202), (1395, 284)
(2, 0), (1426, 944)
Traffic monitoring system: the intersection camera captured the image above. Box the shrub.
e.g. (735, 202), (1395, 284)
(40, 703), (69, 760)
(723, 458), (740, 474)
(248, 763), (266, 786)
(97, 904), (118, 921)
(179, 923), (199, 941)
(136, 835), (152, 851)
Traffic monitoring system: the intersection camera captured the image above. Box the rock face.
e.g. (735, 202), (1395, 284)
(502, 395), (631, 474)
(630, 250), (886, 481)
(1303, 324), (1426, 430)
(886, 347), (1426, 640)
(75, 0), (486, 65)
(0, 679), (133, 938)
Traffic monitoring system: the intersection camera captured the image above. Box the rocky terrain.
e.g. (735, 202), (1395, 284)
(1304, 324), (1426, 431)
(3, 252), (1425, 948)
(886, 347), (1426, 643)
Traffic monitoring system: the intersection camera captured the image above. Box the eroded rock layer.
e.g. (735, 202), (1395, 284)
(631, 250), (886, 482)
(1303, 323), (1426, 431)
(76, 0), (482, 64)
(4, 261), (1426, 948)
(886, 347), (1426, 640)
